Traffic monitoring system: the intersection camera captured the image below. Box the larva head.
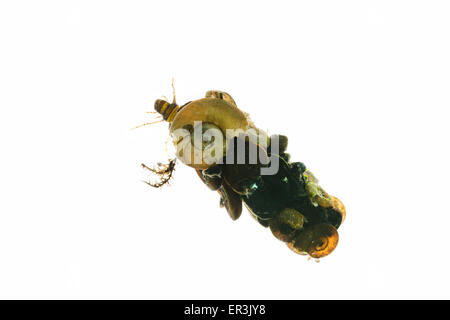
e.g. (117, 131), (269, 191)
(154, 99), (179, 122)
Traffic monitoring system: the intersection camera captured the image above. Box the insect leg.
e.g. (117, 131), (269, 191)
(141, 159), (176, 188)
(171, 77), (176, 104)
(132, 119), (164, 129)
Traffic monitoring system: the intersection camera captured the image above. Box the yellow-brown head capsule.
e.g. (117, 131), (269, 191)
(154, 99), (181, 122)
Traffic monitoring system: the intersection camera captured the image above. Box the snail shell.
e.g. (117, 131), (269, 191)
(331, 195), (346, 223)
(169, 97), (250, 169)
(269, 208), (305, 242)
(303, 170), (333, 208)
(289, 223), (339, 258)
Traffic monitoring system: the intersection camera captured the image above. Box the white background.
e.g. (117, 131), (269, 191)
(0, 1), (449, 299)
